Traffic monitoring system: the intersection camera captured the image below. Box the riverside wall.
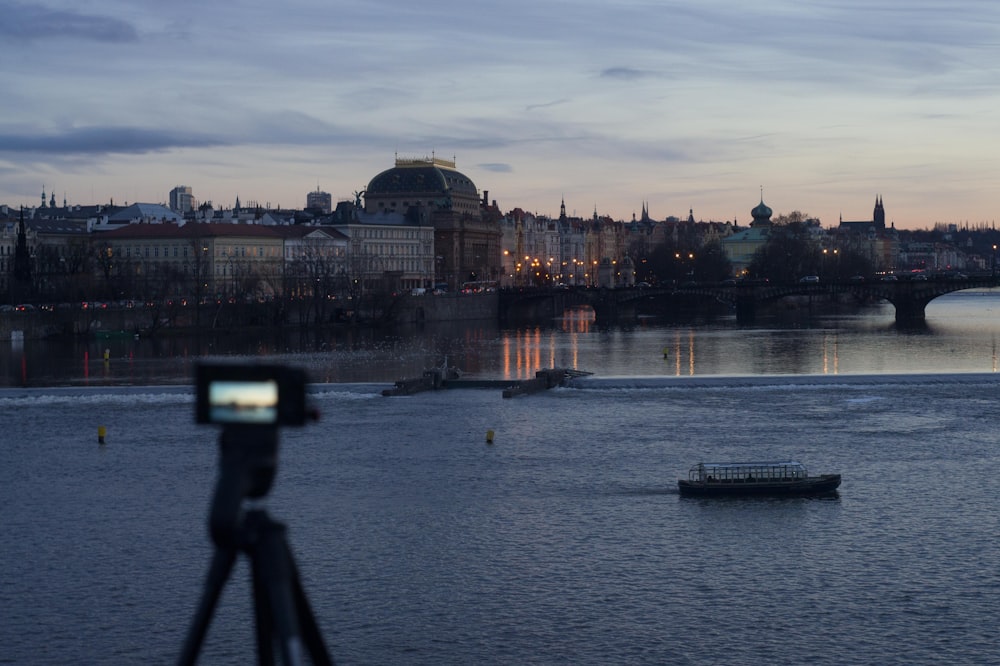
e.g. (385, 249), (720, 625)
(393, 292), (498, 324)
(0, 292), (500, 341)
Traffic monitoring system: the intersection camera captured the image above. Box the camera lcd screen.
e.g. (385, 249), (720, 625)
(208, 379), (280, 424)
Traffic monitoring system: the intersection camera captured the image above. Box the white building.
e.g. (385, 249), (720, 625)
(169, 186), (197, 214)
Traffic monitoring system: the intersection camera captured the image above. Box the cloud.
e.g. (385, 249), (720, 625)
(600, 67), (661, 81)
(3, 1), (138, 43)
(476, 163), (513, 173)
(0, 126), (226, 155)
(0, 110), (381, 159)
(525, 99), (571, 112)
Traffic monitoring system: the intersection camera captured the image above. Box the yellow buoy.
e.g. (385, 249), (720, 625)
(486, 429), (495, 444)
(98, 425), (107, 444)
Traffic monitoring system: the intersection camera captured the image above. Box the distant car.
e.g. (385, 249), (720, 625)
(880, 274), (898, 282)
(636, 281), (651, 288)
(911, 273), (928, 281)
(799, 275), (820, 283)
(849, 275), (866, 283)
(14, 304), (36, 311)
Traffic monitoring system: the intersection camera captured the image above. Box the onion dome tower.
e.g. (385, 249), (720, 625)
(750, 196), (773, 227)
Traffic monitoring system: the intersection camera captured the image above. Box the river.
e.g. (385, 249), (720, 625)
(2, 291), (1000, 664)
(4, 290), (1000, 387)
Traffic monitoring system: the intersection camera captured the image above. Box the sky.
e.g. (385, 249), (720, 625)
(3, 1), (1000, 230)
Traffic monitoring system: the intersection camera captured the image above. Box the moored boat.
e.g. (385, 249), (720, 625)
(678, 461), (840, 498)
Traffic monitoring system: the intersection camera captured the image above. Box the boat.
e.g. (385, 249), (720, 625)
(678, 461), (841, 498)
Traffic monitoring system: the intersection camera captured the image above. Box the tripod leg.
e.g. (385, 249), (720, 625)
(255, 521), (306, 666)
(286, 542), (335, 666)
(250, 518), (334, 666)
(251, 550), (277, 665)
(178, 546), (239, 666)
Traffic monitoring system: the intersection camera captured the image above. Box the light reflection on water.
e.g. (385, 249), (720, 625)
(3, 290), (1000, 387)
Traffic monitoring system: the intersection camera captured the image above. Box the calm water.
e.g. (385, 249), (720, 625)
(4, 290), (1000, 387)
(2, 292), (1000, 664)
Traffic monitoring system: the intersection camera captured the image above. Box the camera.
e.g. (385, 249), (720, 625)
(196, 363), (310, 426)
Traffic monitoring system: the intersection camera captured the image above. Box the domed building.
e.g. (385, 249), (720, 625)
(721, 195), (776, 277)
(750, 198), (773, 226)
(363, 156), (501, 289)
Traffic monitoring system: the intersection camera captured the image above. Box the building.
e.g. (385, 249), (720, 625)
(306, 187), (333, 214)
(26, 218), (90, 301)
(169, 186), (197, 214)
(836, 196), (898, 272)
(331, 210), (435, 293)
(95, 222), (286, 301)
(94, 203), (183, 230)
(497, 198), (638, 288)
(362, 156), (500, 290)
(721, 197), (774, 276)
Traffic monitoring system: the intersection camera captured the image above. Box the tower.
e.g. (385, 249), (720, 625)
(873, 196), (885, 229)
(13, 207), (32, 283)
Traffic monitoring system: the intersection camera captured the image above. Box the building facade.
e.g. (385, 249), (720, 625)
(721, 198), (774, 276)
(169, 186), (197, 214)
(306, 188), (333, 214)
(362, 156), (501, 290)
(331, 212), (435, 293)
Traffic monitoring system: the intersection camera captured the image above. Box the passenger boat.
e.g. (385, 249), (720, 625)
(678, 461), (841, 498)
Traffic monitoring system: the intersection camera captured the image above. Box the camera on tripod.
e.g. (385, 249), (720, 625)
(195, 363), (310, 427)
(180, 362), (333, 665)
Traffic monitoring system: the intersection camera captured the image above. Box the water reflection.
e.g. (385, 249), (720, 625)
(4, 291), (1000, 387)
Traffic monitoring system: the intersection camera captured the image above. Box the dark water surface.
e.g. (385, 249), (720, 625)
(2, 291), (1000, 664)
(2, 376), (999, 664)
(4, 290), (1000, 387)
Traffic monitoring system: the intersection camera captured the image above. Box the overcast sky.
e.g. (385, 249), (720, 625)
(3, 0), (999, 229)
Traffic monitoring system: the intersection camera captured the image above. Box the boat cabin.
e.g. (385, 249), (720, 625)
(687, 461), (809, 483)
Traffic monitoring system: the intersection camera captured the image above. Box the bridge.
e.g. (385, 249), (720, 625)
(499, 275), (1000, 326)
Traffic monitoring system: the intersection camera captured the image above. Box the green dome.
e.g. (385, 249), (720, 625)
(751, 198), (773, 223)
(367, 160), (478, 198)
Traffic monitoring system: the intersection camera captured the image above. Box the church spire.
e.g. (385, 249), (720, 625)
(874, 195), (885, 229)
(13, 206), (32, 283)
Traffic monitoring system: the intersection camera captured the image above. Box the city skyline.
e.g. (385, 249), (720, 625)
(3, 1), (1000, 229)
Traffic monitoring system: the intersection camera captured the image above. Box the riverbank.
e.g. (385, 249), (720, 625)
(0, 292), (500, 342)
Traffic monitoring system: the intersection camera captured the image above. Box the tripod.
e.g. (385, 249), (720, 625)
(178, 425), (333, 665)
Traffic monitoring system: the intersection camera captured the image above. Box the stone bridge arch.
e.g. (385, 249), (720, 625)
(499, 277), (999, 326)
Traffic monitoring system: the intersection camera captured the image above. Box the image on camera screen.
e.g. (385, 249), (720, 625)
(208, 379), (279, 424)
